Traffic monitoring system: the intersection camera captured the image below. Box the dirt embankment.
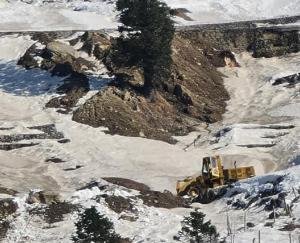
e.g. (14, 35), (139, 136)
(73, 23), (299, 143)
(72, 33), (230, 143)
(17, 21), (298, 143)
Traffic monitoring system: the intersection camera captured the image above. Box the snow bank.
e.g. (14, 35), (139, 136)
(165, 0), (300, 24)
(0, 0), (300, 31)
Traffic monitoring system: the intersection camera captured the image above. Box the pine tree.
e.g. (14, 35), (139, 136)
(114, 0), (175, 91)
(177, 210), (219, 243)
(72, 206), (122, 243)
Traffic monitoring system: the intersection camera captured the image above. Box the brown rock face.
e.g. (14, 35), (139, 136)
(26, 190), (60, 205)
(73, 86), (181, 143)
(115, 67), (145, 88)
(171, 35), (229, 123)
(73, 33), (230, 143)
(78, 32), (111, 59)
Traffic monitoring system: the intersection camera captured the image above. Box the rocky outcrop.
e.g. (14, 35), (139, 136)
(0, 124), (66, 151)
(0, 143), (39, 151)
(115, 67), (145, 88)
(104, 196), (136, 214)
(78, 32), (111, 59)
(26, 190), (60, 205)
(252, 29), (299, 58)
(179, 24), (299, 58)
(102, 177), (151, 192)
(82, 179), (189, 209)
(46, 73), (89, 111)
(17, 43), (42, 69)
(41, 41), (98, 75)
(73, 86), (181, 143)
(73, 33), (229, 143)
(272, 73), (300, 87)
(29, 201), (79, 224)
(18, 31), (112, 112)
(137, 189), (188, 209)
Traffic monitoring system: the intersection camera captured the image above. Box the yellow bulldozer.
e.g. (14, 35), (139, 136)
(176, 155), (255, 203)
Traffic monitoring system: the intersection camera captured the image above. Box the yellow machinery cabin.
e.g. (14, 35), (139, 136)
(176, 155), (256, 202)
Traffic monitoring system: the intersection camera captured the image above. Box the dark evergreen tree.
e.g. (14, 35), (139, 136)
(72, 206), (122, 243)
(114, 0), (175, 90)
(177, 210), (219, 243)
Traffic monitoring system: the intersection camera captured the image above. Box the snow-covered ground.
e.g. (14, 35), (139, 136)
(0, 34), (209, 194)
(0, 0), (300, 31)
(0, 30), (299, 242)
(1, 31), (299, 193)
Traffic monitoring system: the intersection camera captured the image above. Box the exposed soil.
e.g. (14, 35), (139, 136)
(0, 187), (18, 196)
(0, 143), (39, 151)
(16, 22), (299, 143)
(73, 33), (230, 143)
(0, 198), (18, 239)
(102, 177), (150, 192)
(0, 221), (10, 240)
(104, 196), (136, 214)
(45, 72), (90, 111)
(0, 124), (65, 151)
(29, 202), (79, 224)
(102, 177), (189, 209)
(0, 199), (18, 221)
(138, 190), (189, 209)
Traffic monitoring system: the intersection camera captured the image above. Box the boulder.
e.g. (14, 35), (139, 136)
(26, 190), (60, 205)
(17, 43), (41, 69)
(246, 222), (255, 228)
(46, 41), (77, 63)
(115, 67), (145, 88)
(272, 73), (300, 87)
(57, 72), (89, 94)
(174, 84), (193, 105)
(205, 50), (240, 68)
(269, 211), (280, 219)
(46, 73), (89, 109)
(79, 32), (111, 59)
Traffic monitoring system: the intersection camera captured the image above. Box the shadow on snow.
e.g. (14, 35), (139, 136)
(0, 61), (111, 96)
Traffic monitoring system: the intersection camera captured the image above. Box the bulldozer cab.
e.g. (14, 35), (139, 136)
(202, 156), (223, 179)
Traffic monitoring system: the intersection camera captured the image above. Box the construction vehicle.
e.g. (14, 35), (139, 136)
(176, 155), (255, 203)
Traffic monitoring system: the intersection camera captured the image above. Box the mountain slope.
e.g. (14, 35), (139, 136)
(0, 0), (299, 31)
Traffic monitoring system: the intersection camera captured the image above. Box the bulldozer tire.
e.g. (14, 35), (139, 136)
(197, 189), (216, 204)
(207, 189), (216, 202)
(187, 186), (200, 198)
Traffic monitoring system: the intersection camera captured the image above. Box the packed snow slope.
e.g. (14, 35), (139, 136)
(0, 0), (300, 31)
(0, 26), (299, 194)
(0, 27), (299, 243)
(0, 34), (208, 193)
